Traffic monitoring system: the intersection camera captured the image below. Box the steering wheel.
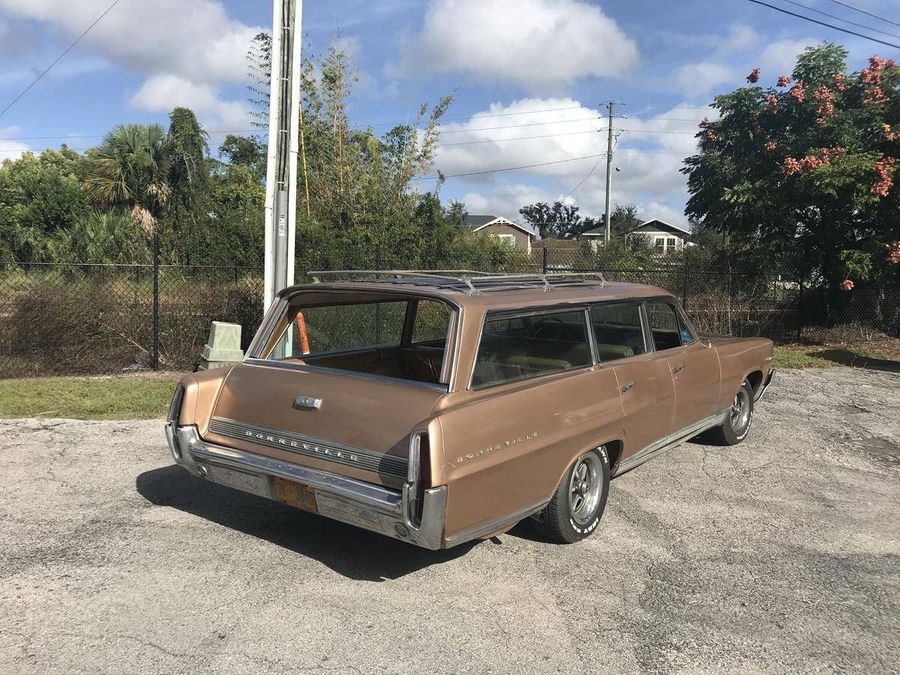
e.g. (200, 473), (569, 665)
(532, 318), (564, 340)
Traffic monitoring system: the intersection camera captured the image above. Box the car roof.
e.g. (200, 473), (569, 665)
(279, 273), (673, 310)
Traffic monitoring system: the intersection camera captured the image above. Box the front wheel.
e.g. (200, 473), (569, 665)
(703, 380), (754, 445)
(536, 447), (610, 544)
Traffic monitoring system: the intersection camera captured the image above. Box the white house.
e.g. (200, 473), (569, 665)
(581, 219), (690, 253)
(464, 215), (534, 253)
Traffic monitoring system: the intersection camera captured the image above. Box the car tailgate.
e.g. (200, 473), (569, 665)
(200, 362), (444, 489)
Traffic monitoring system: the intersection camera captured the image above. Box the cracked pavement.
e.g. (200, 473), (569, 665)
(1, 367), (898, 673)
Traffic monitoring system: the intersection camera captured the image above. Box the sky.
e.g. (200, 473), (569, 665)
(0, 0), (898, 228)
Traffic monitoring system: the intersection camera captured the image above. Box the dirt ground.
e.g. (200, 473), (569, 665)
(1, 367), (898, 674)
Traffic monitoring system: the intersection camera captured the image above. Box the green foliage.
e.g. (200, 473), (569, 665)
(519, 201), (584, 239)
(683, 44), (899, 293)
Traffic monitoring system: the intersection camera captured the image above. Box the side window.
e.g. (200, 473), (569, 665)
(472, 310), (592, 388)
(646, 301), (683, 351)
(411, 300), (452, 345)
(675, 305), (696, 345)
(590, 302), (646, 361)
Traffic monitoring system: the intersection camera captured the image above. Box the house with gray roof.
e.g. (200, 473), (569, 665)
(464, 215), (534, 253)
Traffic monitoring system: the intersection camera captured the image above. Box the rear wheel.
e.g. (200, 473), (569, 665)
(536, 447), (610, 544)
(703, 380), (754, 445)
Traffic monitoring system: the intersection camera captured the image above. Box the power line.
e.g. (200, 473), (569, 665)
(0, 128), (266, 142)
(422, 153), (608, 180)
(780, 0), (900, 39)
(437, 115), (600, 135)
(828, 0), (900, 29)
(440, 128), (602, 146)
(365, 104), (588, 128)
(563, 156), (605, 199)
(745, 0), (900, 49)
(0, 0), (126, 121)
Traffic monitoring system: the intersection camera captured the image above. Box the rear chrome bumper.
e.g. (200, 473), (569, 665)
(165, 423), (447, 550)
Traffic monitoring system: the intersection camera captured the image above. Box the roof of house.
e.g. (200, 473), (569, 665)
(464, 214), (534, 237)
(581, 227), (605, 236)
(632, 219), (691, 235)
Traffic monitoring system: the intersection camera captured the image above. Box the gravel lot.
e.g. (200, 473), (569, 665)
(1, 367), (898, 674)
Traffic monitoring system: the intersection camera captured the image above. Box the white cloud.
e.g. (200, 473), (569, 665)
(675, 62), (736, 99)
(758, 38), (818, 77)
(392, 0), (638, 89)
(439, 101), (707, 229)
(0, 125), (31, 160)
(435, 97), (607, 181)
(129, 75), (251, 130)
(0, 0), (262, 127)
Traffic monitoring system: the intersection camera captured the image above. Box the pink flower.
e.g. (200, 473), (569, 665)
(777, 75), (792, 87)
(764, 94), (778, 109)
(813, 86), (835, 122)
(884, 124), (897, 141)
(790, 81), (806, 103)
(747, 68), (760, 83)
(764, 140), (777, 152)
(886, 241), (900, 264)
(784, 157), (801, 175)
(872, 157), (896, 197)
(839, 279), (854, 291)
(833, 73), (847, 91)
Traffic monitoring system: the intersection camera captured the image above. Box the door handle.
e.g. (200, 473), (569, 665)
(672, 364), (684, 374)
(620, 380), (634, 392)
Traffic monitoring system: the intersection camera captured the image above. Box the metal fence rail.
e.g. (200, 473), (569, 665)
(1, 252), (897, 378)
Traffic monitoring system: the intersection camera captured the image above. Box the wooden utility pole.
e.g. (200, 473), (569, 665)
(604, 100), (614, 245)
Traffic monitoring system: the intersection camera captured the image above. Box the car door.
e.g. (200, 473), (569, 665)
(644, 299), (721, 433)
(589, 301), (675, 467)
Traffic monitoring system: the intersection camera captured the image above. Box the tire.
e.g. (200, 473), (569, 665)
(536, 447), (610, 544)
(703, 380), (754, 446)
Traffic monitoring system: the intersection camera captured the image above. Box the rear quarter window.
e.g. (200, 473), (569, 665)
(471, 309), (592, 389)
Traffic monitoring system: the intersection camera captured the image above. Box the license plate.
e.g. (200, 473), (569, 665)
(273, 476), (318, 513)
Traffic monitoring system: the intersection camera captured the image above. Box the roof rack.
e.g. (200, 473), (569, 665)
(306, 270), (608, 295)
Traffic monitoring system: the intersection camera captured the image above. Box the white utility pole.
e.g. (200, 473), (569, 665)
(603, 100), (614, 246)
(263, 0), (303, 311)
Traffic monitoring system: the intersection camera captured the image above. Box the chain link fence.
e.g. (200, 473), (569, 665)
(1, 251), (897, 378)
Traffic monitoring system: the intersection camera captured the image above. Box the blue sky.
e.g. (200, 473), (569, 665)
(0, 0), (897, 226)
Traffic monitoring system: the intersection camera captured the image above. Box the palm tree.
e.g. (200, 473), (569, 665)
(83, 124), (171, 234)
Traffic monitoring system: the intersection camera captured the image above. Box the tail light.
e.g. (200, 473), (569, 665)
(405, 431), (431, 528)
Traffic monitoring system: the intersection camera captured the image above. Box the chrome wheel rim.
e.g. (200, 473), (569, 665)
(569, 452), (603, 526)
(730, 387), (751, 435)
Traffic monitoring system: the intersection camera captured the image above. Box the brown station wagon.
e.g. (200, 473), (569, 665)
(165, 271), (775, 549)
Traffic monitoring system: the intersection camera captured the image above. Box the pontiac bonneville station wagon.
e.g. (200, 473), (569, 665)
(165, 271), (775, 549)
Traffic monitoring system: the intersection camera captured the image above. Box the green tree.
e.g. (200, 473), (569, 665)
(0, 148), (87, 262)
(682, 44), (899, 295)
(519, 201), (584, 239)
(83, 123), (172, 234)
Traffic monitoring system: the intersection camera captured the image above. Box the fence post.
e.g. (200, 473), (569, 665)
(542, 246), (548, 274)
(681, 256), (689, 310)
(796, 273), (804, 344)
(152, 230), (160, 371)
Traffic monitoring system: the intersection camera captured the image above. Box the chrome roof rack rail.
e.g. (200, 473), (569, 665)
(306, 270), (609, 295)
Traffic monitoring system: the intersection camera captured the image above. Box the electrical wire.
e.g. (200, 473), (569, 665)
(745, 0), (900, 48)
(421, 153), (608, 180)
(0, 0), (126, 121)
(779, 0), (900, 39)
(828, 0), (900, 29)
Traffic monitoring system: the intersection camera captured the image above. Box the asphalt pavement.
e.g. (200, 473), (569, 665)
(1, 367), (898, 673)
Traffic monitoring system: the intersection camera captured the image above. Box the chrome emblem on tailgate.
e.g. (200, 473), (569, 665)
(293, 395), (322, 410)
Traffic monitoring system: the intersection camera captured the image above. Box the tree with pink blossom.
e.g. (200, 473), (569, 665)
(683, 44), (899, 302)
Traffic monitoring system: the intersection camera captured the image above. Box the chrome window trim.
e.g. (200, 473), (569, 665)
(243, 357), (450, 392)
(587, 299), (649, 363)
(584, 307), (599, 365)
(246, 289), (462, 392)
(642, 297), (687, 353)
(467, 305), (593, 391)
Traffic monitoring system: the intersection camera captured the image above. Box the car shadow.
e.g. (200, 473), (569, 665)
(135, 465), (476, 581)
(813, 348), (900, 373)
